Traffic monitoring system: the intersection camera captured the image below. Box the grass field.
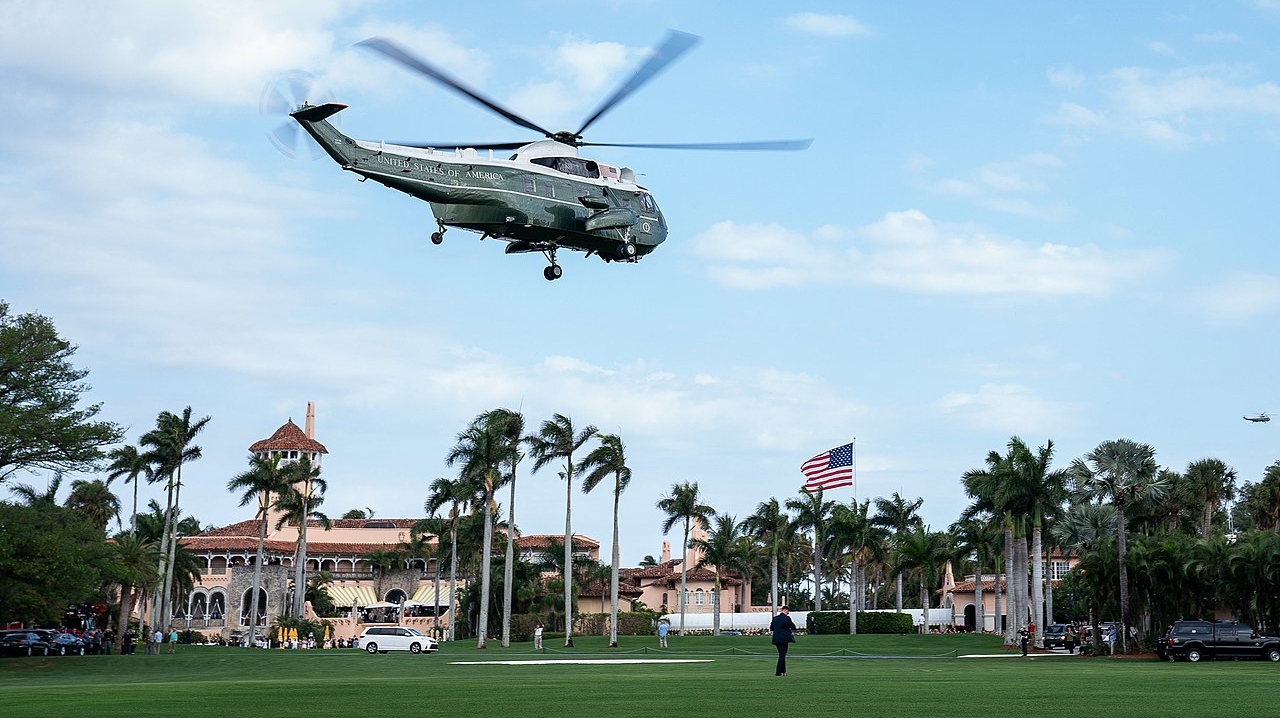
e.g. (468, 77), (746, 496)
(3, 633), (1275, 717)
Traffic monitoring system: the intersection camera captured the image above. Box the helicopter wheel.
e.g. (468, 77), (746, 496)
(430, 231), (444, 245)
(619, 242), (637, 260)
(543, 264), (563, 281)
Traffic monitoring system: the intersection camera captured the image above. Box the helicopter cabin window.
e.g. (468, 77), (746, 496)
(524, 176), (536, 194)
(531, 157), (599, 179)
(641, 193), (655, 211)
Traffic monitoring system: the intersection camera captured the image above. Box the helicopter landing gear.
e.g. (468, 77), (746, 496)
(430, 220), (446, 245)
(616, 241), (637, 261)
(541, 246), (563, 281)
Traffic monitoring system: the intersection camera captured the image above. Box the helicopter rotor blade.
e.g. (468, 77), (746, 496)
(358, 37), (556, 139)
(574, 30), (700, 138)
(396, 141), (532, 151)
(580, 138), (814, 151)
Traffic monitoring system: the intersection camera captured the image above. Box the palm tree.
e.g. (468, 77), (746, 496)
(1006, 437), (1068, 646)
(227, 453), (292, 647)
(485, 408), (525, 649)
(656, 480), (714, 635)
(141, 406), (210, 632)
(949, 512), (1003, 633)
(1069, 438), (1165, 654)
(1184, 458), (1237, 539)
(872, 492), (924, 614)
(790, 489), (837, 611)
(527, 413), (597, 648)
(8, 472), (62, 506)
(961, 448), (1019, 642)
(829, 499), (880, 634)
(425, 476), (474, 642)
(745, 498), (791, 615)
(894, 527), (953, 633)
(411, 515), (450, 636)
(271, 456), (329, 616)
(691, 513), (748, 636)
(105, 444), (152, 535)
(579, 432), (632, 648)
(111, 532), (161, 648)
(445, 411), (515, 649)
(64, 478), (120, 533)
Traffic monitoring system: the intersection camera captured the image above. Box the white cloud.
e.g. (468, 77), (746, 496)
(1189, 273), (1280, 321)
(1047, 66), (1086, 89)
(786, 12), (872, 38)
(693, 210), (1167, 295)
(936, 384), (1076, 433)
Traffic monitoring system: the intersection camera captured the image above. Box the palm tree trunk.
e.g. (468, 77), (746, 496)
(849, 559), (860, 635)
(608, 477), (621, 648)
(115, 584), (135, 650)
(974, 554), (985, 633)
(563, 471), (574, 647)
(895, 573), (903, 612)
(294, 509), (309, 617)
(477, 479), (494, 649)
(679, 519), (689, 636)
(501, 471), (516, 648)
(161, 468), (182, 631)
(1117, 502), (1130, 654)
(813, 533), (823, 612)
(130, 477), (139, 536)
(448, 520), (458, 642)
(248, 511), (266, 647)
(432, 555), (442, 639)
(1003, 523), (1015, 643)
(769, 551), (779, 615)
(713, 576), (722, 636)
(1031, 524), (1044, 646)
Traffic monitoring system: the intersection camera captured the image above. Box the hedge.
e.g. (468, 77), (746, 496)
(806, 611), (913, 635)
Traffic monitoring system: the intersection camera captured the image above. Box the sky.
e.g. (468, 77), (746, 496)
(2, 1), (1278, 566)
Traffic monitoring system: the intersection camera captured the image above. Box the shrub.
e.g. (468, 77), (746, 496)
(806, 611), (913, 635)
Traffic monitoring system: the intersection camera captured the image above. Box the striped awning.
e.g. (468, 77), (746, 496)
(325, 584), (377, 608)
(410, 584), (458, 605)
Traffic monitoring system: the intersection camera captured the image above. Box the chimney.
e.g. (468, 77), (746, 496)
(305, 401), (315, 439)
(661, 540), (670, 564)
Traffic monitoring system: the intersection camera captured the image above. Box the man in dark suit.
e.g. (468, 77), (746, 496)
(770, 605), (798, 676)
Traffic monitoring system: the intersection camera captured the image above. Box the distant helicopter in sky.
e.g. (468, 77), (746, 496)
(263, 31), (811, 280)
(1243, 413), (1271, 423)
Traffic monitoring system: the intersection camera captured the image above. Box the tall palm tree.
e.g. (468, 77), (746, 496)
(411, 515), (450, 636)
(64, 478), (120, 533)
(1069, 438), (1165, 654)
(829, 499), (880, 634)
(227, 453), (292, 647)
(894, 527), (953, 633)
(745, 497), (791, 615)
(141, 406), (210, 632)
(105, 443), (152, 535)
(445, 411), (514, 649)
(271, 457), (329, 616)
(656, 480), (714, 636)
(1184, 458), (1237, 539)
(690, 513), (747, 636)
(949, 512), (1003, 633)
(111, 532), (161, 648)
(425, 476), (474, 642)
(8, 472), (62, 506)
(872, 492), (925, 614)
(579, 432), (632, 648)
(527, 412), (597, 648)
(787, 489), (836, 611)
(484, 408), (524, 649)
(961, 448), (1019, 642)
(1006, 437), (1068, 646)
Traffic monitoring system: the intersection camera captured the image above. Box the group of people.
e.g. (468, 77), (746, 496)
(649, 606), (799, 676)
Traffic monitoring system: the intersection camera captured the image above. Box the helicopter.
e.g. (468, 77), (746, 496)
(269, 31), (811, 280)
(1244, 413), (1271, 423)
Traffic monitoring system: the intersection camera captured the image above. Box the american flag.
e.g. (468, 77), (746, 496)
(801, 442), (854, 492)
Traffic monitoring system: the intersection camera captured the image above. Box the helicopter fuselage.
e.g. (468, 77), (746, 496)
(292, 102), (667, 265)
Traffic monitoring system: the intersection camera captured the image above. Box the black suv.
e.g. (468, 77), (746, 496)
(1042, 623), (1071, 649)
(1163, 620), (1280, 663)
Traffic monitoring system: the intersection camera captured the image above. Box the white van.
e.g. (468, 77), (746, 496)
(355, 626), (439, 654)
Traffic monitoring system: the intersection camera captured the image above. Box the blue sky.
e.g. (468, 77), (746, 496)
(2, 1), (1278, 565)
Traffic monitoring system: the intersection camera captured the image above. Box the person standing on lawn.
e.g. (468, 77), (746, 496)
(770, 605), (798, 676)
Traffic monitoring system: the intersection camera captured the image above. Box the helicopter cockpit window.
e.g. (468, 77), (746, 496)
(531, 157), (599, 179)
(641, 193), (655, 211)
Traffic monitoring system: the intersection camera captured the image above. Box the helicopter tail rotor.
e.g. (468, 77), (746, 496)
(260, 71), (337, 159)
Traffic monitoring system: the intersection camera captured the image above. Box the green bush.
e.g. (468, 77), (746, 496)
(806, 611), (913, 635)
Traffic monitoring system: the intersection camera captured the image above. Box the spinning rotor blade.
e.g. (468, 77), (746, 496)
(260, 71), (335, 159)
(574, 30), (700, 138)
(397, 140), (532, 151)
(581, 138), (814, 151)
(358, 37), (556, 139)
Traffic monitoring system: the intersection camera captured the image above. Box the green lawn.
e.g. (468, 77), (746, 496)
(2, 633), (1274, 717)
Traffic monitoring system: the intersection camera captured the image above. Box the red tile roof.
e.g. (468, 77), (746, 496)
(516, 534), (600, 549)
(249, 420), (328, 453)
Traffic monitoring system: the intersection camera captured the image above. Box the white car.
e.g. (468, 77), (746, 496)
(356, 626), (439, 654)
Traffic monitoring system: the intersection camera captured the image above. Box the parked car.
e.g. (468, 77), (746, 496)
(0, 631), (53, 657)
(355, 626), (439, 655)
(46, 632), (87, 655)
(1042, 623), (1071, 649)
(1163, 619), (1280, 663)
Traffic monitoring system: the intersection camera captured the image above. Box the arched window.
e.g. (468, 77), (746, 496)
(189, 592), (208, 620)
(209, 591), (225, 620)
(386, 589), (408, 605)
(240, 587), (267, 627)
(694, 589), (705, 606)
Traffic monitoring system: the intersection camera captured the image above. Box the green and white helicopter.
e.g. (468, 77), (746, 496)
(265, 32), (810, 280)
